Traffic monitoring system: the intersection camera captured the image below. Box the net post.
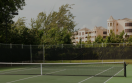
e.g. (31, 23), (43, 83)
(124, 62), (126, 77)
(41, 64), (42, 75)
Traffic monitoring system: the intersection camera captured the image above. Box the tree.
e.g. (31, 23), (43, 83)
(87, 33), (91, 44)
(105, 30), (125, 43)
(95, 35), (103, 43)
(79, 37), (82, 44)
(30, 4), (77, 45)
(0, 0), (26, 43)
(105, 30), (116, 43)
(128, 36), (132, 43)
(10, 17), (40, 45)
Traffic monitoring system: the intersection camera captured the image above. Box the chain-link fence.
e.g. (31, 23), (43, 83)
(0, 43), (132, 63)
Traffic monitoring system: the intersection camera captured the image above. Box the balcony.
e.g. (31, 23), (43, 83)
(125, 32), (132, 35)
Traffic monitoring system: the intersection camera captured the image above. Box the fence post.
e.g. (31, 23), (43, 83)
(43, 45), (45, 63)
(62, 44), (63, 63)
(62, 44), (63, 49)
(22, 44), (23, 49)
(10, 43), (12, 49)
(30, 45), (32, 63)
(123, 43), (124, 47)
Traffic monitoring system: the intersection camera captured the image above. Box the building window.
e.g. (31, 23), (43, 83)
(85, 32), (88, 34)
(117, 29), (118, 32)
(125, 23), (132, 26)
(125, 35), (129, 38)
(76, 37), (78, 39)
(110, 23), (112, 26)
(95, 31), (96, 33)
(108, 30), (109, 33)
(117, 23), (118, 26)
(82, 37), (84, 39)
(103, 31), (107, 34)
(91, 36), (94, 38)
(108, 23), (109, 26)
(82, 32), (84, 35)
(103, 36), (106, 38)
(125, 29), (132, 32)
(79, 32), (81, 35)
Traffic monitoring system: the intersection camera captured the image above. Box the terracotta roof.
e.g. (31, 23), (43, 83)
(79, 28), (90, 31)
(92, 26), (107, 31)
(122, 18), (132, 21)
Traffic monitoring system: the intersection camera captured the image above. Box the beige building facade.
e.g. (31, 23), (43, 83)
(72, 26), (107, 44)
(72, 16), (132, 44)
(107, 16), (132, 37)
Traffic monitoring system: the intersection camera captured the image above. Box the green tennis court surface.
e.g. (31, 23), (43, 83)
(0, 63), (130, 83)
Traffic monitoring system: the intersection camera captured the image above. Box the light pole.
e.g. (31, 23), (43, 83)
(5, 12), (18, 43)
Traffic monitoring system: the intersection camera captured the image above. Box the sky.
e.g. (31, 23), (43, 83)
(13, 0), (132, 30)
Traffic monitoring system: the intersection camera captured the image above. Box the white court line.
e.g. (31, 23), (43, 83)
(0, 68), (25, 73)
(0, 67), (38, 74)
(0, 66), (40, 73)
(6, 69), (66, 83)
(46, 69), (66, 74)
(78, 67), (114, 83)
(104, 68), (124, 83)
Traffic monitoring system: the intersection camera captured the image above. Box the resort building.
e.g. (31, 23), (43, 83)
(107, 16), (132, 37)
(72, 16), (132, 44)
(72, 26), (107, 44)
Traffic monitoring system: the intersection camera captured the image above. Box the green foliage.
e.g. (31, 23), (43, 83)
(10, 17), (31, 44)
(0, 0), (25, 43)
(30, 4), (76, 45)
(79, 38), (82, 44)
(95, 35), (103, 43)
(0, 4), (76, 45)
(87, 33), (91, 44)
(128, 36), (132, 43)
(105, 30), (125, 43)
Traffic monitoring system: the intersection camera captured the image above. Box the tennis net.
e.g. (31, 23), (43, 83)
(0, 62), (126, 77)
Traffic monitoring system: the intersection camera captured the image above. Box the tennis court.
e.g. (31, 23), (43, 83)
(0, 62), (129, 83)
